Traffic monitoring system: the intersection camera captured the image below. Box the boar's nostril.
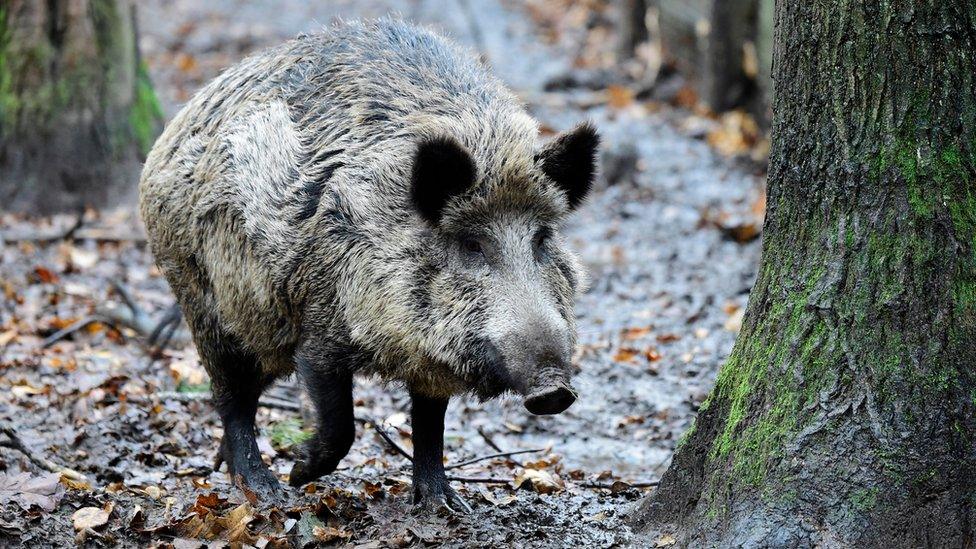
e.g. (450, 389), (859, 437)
(523, 386), (576, 415)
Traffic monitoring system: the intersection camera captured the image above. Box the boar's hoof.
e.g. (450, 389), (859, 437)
(231, 466), (282, 505)
(524, 386), (577, 415)
(414, 481), (472, 514)
(288, 455), (338, 487)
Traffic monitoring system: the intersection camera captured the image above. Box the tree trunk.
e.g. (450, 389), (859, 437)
(0, 0), (162, 214)
(632, 1), (976, 547)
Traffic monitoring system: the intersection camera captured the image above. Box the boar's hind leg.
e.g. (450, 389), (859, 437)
(410, 390), (472, 513)
(288, 358), (355, 487)
(208, 347), (281, 502)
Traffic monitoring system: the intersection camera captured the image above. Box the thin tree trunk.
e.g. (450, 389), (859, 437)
(0, 0), (162, 214)
(632, 1), (976, 546)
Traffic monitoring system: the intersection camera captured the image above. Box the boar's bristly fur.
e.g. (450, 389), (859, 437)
(139, 19), (598, 509)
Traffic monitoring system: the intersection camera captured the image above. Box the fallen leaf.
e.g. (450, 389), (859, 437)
(480, 489), (517, 507)
(724, 309), (745, 332)
(643, 348), (662, 362)
(0, 329), (17, 347)
(621, 326), (652, 340)
(32, 266), (59, 284)
(706, 110), (760, 157)
(606, 84), (635, 109)
(513, 469), (564, 494)
(68, 246), (98, 269)
(613, 347), (640, 363)
(0, 472), (63, 511)
(72, 505), (110, 531)
(193, 492), (226, 513)
(313, 525), (352, 543)
(655, 533), (678, 547)
(656, 333), (681, 343)
(362, 480), (384, 499)
(60, 475), (92, 491)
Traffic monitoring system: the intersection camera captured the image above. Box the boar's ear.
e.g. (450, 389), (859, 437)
(411, 136), (477, 225)
(536, 123), (600, 209)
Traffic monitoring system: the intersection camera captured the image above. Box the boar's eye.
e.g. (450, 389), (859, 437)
(533, 227), (551, 249)
(460, 236), (486, 260)
(533, 228), (552, 260)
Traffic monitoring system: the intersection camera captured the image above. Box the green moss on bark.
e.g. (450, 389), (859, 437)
(130, 62), (163, 156)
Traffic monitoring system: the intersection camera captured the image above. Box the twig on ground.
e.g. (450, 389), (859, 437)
(0, 425), (88, 482)
(578, 480), (660, 489)
(447, 476), (509, 484)
(477, 426), (525, 467)
(96, 280), (190, 348)
(360, 420), (546, 473)
(40, 316), (104, 348)
(445, 476), (660, 489)
(445, 448), (544, 470)
(357, 418), (414, 462)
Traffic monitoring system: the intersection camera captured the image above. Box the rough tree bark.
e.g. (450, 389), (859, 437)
(632, 1), (975, 547)
(0, 0), (162, 214)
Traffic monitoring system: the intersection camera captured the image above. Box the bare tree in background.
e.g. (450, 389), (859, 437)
(0, 0), (162, 214)
(632, 0), (975, 546)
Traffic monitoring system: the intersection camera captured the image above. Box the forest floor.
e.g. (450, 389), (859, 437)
(0, 1), (765, 547)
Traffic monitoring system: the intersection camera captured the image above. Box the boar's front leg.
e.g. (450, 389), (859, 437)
(210, 351), (281, 503)
(288, 356), (355, 487)
(410, 390), (472, 513)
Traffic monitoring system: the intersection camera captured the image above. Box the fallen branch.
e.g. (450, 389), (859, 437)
(40, 316), (104, 348)
(578, 479), (659, 489)
(0, 426), (88, 482)
(477, 426), (525, 467)
(446, 476), (509, 484)
(445, 448), (544, 470)
(357, 418), (414, 462)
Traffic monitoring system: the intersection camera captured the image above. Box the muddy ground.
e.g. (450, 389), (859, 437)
(0, 1), (765, 547)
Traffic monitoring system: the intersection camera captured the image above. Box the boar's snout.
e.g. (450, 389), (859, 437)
(524, 384), (577, 415)
(493, 309), (577, 415)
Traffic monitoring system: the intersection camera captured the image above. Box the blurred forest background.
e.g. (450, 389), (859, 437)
(0, 0), (842, 547)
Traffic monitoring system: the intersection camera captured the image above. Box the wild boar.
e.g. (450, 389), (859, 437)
(139, 19), (598, 511)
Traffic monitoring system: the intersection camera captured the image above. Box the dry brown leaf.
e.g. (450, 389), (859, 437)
(613, 347), (640, 363)
(706, 110), (760, 157)
(655, 533), (678, 547)
(60, 475), (92, 491)
(72, 504), (111, 531)
(606, 85), (635, 109)
(0, 329), (17, 347)
(643, 348), (662, 362)
(513, 469), (564, 494)
(313, 525), (352, 543)
(656, 333), (681, 344)
(724, 309), (745, 333)
(33, 266), (59, 284)
(480, 489), (517, 507)
(621, 326), (652, 340)
(673, 85), (698, 109)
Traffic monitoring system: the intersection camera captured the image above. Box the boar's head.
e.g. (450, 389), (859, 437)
(409, 123), (599, 415)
